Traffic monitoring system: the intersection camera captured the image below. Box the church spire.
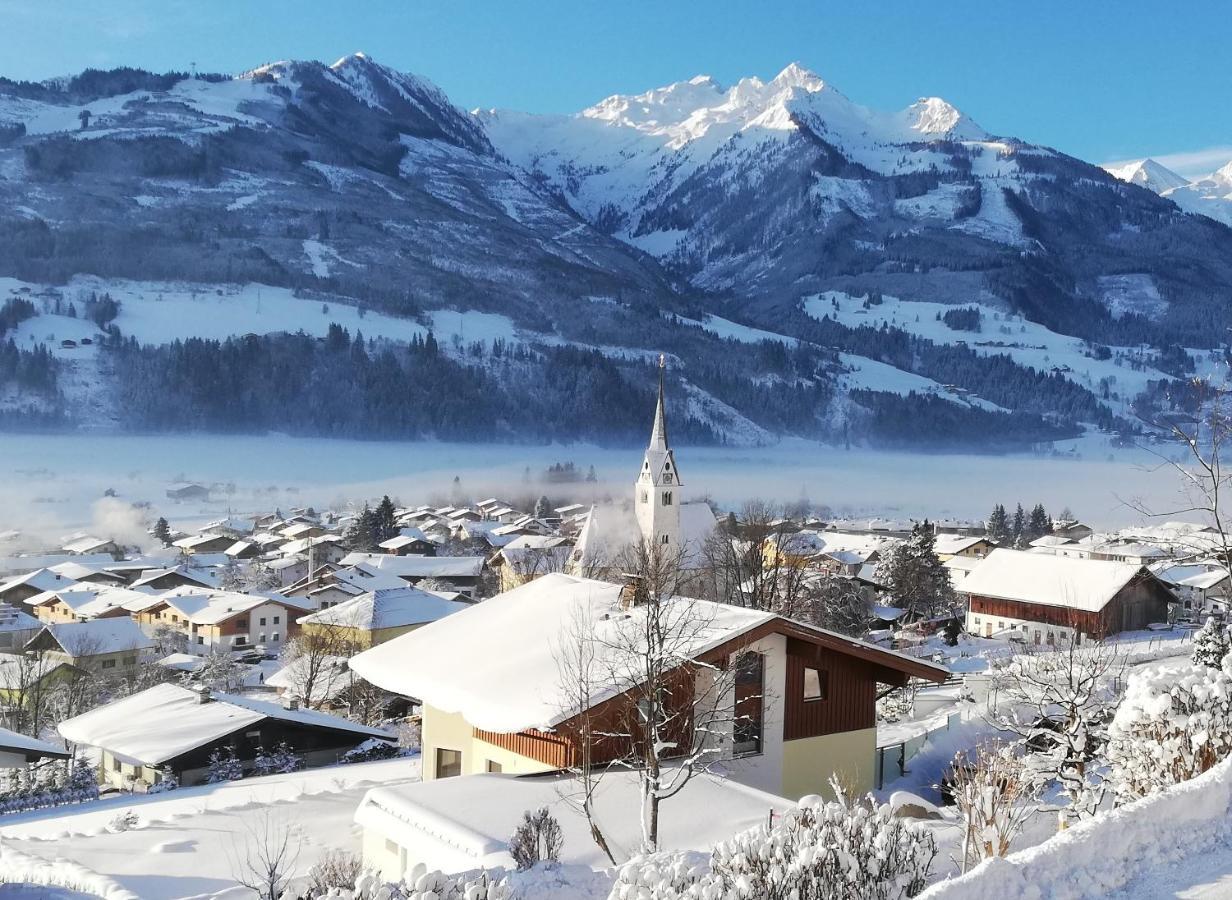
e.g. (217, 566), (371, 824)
(649, 353), (668, 451)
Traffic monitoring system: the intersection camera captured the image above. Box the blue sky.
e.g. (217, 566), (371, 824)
(2, 0), (1228, 176)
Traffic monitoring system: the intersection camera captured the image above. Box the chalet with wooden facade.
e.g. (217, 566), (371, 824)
(961, 548), (1175, 643)
(350, 572), (947, 802)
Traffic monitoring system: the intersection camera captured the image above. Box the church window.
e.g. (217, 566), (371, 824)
(662, 535), (670, 545)
(662, 491), (673, 506)
(639, 490), (648, 504)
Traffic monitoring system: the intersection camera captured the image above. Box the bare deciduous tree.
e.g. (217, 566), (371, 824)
(227, 810), (301, 899)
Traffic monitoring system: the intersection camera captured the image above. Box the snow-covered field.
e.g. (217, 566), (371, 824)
(0, 757), (420, 900)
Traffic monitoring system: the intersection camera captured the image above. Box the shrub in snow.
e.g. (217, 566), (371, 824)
(106, 808), (140, 833)
(944, 742), (1038, 871)
(351, 864), (510, 900)
(509, 807), (563, 871)
(1107, 660), (1232, 803)
(1192, 617), (1230, 669)
(205, 746), (244, 783)
(148, 766), (178, 794)
(608, 783), (936, 900)
(254, 742), (303, 776)
(341, 739), (403, 764)
(303, 849), (365, 896)
(0, 761), (98, 815)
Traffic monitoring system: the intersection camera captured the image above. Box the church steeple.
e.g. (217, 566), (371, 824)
(635, 354), (682, 549)
(649, 354), (668, 451)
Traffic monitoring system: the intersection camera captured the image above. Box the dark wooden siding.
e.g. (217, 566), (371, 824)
(784, 640), (876, 740)
(970, 573), (1173, 637)
(473, 727), (572, 768)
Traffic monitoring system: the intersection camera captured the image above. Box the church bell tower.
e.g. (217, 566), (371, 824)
(635, 355), (682, 549)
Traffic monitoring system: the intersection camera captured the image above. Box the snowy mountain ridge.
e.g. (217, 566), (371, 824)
(1, 53), (1232, 447)
(1104, 156), (1232, 226)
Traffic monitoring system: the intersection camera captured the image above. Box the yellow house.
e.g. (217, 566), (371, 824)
(24, 617), (153, 676)
(296, 586), (471, 650)
(351, 573), (946, 802)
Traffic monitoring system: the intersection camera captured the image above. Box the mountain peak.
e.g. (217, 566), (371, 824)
(1105, 158), (1191, 194)
(902, 96), (985, 140)
(330, 51), (372, 70)
(771, 62), (824, 91)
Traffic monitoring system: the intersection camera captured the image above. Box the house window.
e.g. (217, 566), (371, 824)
(197, 636), (204, 645)
(486, 760), (503, 773)
(101, 659), (116, 670)
(112, 757), (122, 772)
(803, 667), (828, 701)
(273, 616), (280, 625)
(258, 634), (266, 644)
(733, 652), (764, 757)
(435, 748), (462, 779)
(259, 618), (266, 626)
(662, 491), (673, 506)
(272, 633), (280, 642)
(233, 635), (246, 645)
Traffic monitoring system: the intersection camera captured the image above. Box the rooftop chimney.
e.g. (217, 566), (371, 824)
(618, 573), (647, 610)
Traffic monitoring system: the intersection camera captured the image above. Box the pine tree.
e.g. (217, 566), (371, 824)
(875, 521), (957, 620)
(1011, 504), (1026, 545)
(942, 617), (962, 647)
(534, 495), (551, 520)
(345, 503), (377, 551)
(986, 504), (1010, 544)
(373, 495), (398, 544)
(1026, 503), (1050, 541)
(153, 516), (172, 547)
(205, 747), (243, 783)
(1192, 617), (1230, 669)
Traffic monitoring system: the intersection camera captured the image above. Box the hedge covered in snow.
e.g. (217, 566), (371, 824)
(919, 730), (1232, 899)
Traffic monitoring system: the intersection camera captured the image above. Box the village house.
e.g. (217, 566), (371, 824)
(0, 568), (79, 605)
(130, 564), (219, 592)
(58, 683), (395, 790)
(490, 535), (573, 592)
(172, 533), (238, 555)
(378, 529), (436, 557)
(296, 586), (471, 650)
(24, 584), (149, 623)
(932, 535), (996, 560)
(0, 653), (83, 711)
(25, 617), (153, 674)
(961, 549), (1176, 643)
(350, 572), (946, 802)
(0, 602), (42, 651)
(0, 725), (70, 768)
(59, 535), (122, 557)
(131, 588), (306, 655)
(336, 554), (486, 597)
(1153, 563), (1231, 618)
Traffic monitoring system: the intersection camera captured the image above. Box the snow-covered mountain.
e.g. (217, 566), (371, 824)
(1105, 157), (1232, 226)
(1, 55), (1232, 448)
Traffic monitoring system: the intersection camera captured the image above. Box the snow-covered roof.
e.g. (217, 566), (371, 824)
(340, 554), (485, 579)
(156, 652), (206, 673)
(355, 769), (792, 873)
(57, 683), (391, 766)
(0, 568), (78, 596)
(60, 535), (115, 555)
(1153, 563), (1230, 591)
(350, 572), (943, 735)
(48, 561), (123, 582)
(932, 535), (989, 555)
(0, 725), (69, 761)
(960, 549), (1162, 612)
(1029, 534), (1076, 548)
(0, 603), (40, 632)
(297, 587), (470, 631)
(30, 616), (153, 657)
(131, 565), (219, 590)
(25, 584), (150, 619)
(157, 588), (297, 625)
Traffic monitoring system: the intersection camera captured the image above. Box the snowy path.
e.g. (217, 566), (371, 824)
(1112, 836), (1232, 899)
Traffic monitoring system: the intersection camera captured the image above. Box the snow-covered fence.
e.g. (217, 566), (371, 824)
(875, 712), (961, 790)
(918, 753), (1232, 900)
